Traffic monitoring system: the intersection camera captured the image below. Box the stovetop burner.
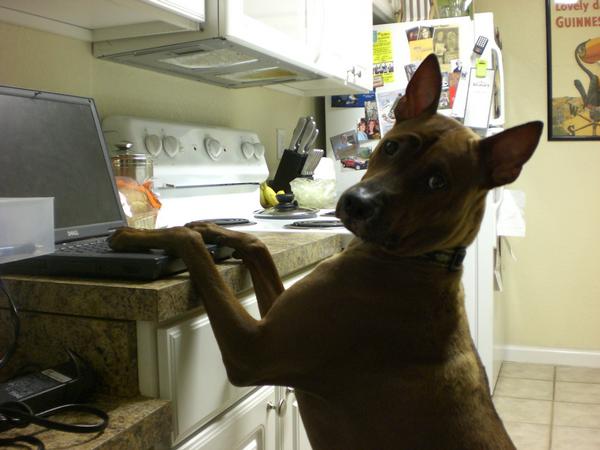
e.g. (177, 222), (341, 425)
(202, 218), (256, 227)
(320, 210), (337, 217)
(284, 219), (345, 229)
(253, 207), (318, 220)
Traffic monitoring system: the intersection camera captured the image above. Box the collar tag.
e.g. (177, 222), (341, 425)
(449, 247), (467, 272)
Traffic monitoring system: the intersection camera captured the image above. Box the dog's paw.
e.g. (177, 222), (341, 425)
(185, 221), (227, 245)
(108, 227), (146, 252)
(186, 221), (252, 248)
(108, 226), (195, 255)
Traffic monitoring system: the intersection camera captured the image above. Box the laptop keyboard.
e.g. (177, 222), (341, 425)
(56, 238), (113, 254)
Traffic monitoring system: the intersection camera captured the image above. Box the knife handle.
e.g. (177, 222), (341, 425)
(304, 128), (319, 153)
(289, 117), (308, 151)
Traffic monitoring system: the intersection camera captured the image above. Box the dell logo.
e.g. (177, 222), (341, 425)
(67, 230), (80, 237)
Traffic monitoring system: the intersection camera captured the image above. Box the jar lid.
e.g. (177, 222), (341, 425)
(111, 153), (153, 166)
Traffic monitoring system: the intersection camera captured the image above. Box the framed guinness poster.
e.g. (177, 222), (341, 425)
(546, 0), (600, 140)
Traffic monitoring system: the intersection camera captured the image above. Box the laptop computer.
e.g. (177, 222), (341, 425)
(0, 85), (233, 280)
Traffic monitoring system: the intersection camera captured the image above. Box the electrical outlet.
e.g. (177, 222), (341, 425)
(276, 128), (286, 159)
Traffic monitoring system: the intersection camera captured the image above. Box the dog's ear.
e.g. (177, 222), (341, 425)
(394, 54), (441, 121)
(479, 121), (544, 188)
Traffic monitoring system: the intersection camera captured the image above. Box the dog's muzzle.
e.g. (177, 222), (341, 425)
(336, 185), (387, 230)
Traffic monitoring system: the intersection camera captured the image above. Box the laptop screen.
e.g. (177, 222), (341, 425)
(0, 86), (125, 242)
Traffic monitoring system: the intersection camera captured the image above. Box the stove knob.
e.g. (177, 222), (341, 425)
(253, 143), (265, 159)
(163, 135), (179, 158)
(204, 137), (223, 160)
(144, 134), (162, 156)
(241, 142), (255, 159)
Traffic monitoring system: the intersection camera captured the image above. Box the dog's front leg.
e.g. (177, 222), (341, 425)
(109, 227), (290, 385)
(186, 221), (284, 316)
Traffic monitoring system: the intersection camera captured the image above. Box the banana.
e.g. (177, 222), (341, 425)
(259, 183), (268, 208)
(259, 181), (279, 208)
(264, 184), (279, 207)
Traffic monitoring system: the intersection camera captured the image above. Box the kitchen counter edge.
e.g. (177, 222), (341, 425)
(1, 232), (346, 322)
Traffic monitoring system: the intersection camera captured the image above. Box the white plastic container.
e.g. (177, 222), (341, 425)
(0, 198), (55, 264)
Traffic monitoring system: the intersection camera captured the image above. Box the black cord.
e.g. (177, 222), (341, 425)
(0, 403), (108, 433)
(0, 279), (109, 448)
(0, 434), (44, 449)
(0, 278), (19, 369)
(0, 401), (109, 449)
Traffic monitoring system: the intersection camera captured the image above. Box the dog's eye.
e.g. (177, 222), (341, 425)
(383, 140), (399, 155)
(427, 174), (447, 191)
(382, 135), (421, 156)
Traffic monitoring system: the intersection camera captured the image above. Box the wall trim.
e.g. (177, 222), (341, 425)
(502, 345), (600, 368)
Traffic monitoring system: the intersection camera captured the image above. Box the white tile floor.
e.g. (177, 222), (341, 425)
(492, 362), (600, 450)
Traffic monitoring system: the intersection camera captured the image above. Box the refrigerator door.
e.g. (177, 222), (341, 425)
(373, 16), (475, 98)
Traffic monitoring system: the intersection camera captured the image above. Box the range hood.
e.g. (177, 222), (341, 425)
(94, 36), (321, 88)
(93, 1), (323, 89)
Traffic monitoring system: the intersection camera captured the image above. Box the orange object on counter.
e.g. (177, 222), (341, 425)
(116, 177), (162, 210)
(580, 37), (600, 64)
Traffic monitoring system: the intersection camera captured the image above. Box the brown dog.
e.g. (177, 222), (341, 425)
(109, 54), (543, 449)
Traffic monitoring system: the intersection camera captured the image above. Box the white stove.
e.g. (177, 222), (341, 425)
(101, 115), (352, 240)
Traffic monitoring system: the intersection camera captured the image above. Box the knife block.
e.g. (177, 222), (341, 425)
(271, 149), (307, 192)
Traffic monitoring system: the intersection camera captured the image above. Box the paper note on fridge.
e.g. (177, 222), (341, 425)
(376, 84), (405, 137)
(450, 69), (470, 119)
(462, 68), (495, 129)
(496, 189), (526, 238)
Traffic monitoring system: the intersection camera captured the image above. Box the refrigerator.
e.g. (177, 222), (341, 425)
(324, 12), (505, 389)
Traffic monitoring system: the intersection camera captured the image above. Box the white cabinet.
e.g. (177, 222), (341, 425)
(0, 0), (372, 95)
(316, 0), (373, 92)
(156, 292), (261, 444)
(144, 0), (205, 21)
(178, 386), (277, 450)
(214, 0), (372, 95)
(272, 0), (373, 96)
(0, 0), (203, 41)
(279, 388), (311, 450)
(137, 267), (316, 447)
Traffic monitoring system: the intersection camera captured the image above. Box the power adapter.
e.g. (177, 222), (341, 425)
(0, 350), (95, 432)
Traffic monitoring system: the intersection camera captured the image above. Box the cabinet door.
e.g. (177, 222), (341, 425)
(268, 0), (373, 96)
(0, 0), (200, 41)
(157, 292), (261, 444)
(179, 386), (277, 450)
(315, 0), (373, 92)
(281, 388), (312, 450)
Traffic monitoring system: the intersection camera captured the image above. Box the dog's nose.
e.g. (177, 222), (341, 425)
(338, 186), (384, 221)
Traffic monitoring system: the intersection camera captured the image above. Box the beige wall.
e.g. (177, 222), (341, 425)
(476, 0), (600, 350)
(0, 21), (323, 174)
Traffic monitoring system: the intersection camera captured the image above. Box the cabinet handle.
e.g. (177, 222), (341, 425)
(267, 398), (287, 416)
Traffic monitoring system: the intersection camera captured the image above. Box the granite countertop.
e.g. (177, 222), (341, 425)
(0, 395), (171, 449)
(2, 232), (346, 323)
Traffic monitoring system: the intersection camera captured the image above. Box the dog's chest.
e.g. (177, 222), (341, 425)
(325, 250), (471, 360)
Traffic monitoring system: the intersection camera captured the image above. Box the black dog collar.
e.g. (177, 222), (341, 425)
(418, 247), (467, 272)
